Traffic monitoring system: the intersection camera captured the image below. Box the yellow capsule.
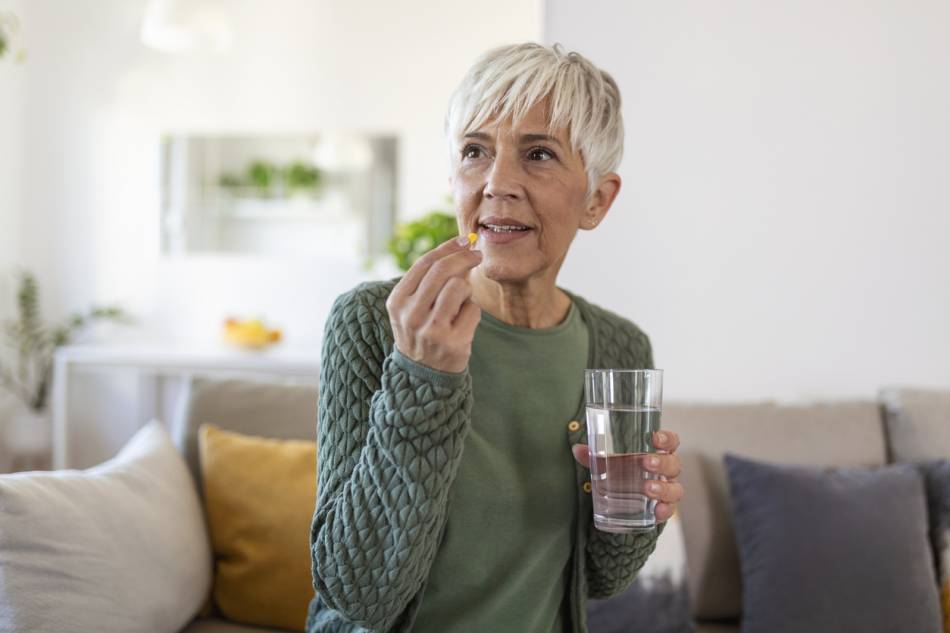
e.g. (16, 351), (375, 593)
(468, 232), (478, 244)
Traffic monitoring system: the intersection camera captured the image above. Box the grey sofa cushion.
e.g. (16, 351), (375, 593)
(881, 387), (950, 462)
(181, 617), (291, 632)
(665, 400), (886, 620)
(724, 453), (942, 633)
(169, 376), (318, 493)
(692, 624), (739, 633)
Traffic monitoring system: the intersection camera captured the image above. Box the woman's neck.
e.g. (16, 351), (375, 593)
(470, 270), (572, 329)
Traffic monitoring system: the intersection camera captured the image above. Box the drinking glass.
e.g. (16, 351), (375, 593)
(584, 369), (664, 533)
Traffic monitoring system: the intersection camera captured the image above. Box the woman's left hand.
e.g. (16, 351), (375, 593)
(572, 429), (684, 524)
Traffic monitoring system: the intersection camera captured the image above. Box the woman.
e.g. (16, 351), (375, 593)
(308, 42), (685, 633)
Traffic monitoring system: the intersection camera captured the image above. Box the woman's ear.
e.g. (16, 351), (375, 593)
(581, 172), (621, 230)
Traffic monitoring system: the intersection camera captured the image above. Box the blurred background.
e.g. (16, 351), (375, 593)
(0, 0), (948, 470)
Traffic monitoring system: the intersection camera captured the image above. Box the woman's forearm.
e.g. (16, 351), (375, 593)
(585, 520), (665, 598)
(310, 292), (472, 630)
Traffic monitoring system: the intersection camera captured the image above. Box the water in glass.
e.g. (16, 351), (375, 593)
(586, 405), (662, 532)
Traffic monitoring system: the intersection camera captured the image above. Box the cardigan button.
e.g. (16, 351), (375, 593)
(583, 482), (592, 493)
(567, 420), (581, 432)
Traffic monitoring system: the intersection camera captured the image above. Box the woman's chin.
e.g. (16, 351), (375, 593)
(476, 258), (539, 285)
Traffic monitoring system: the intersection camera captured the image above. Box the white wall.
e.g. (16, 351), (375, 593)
(14, 0), (950, 418)
(547, 0), (950, 402)
(16, 0), (541, 347)
(9, 0), (540, 466)
(0, 0), (23, 318)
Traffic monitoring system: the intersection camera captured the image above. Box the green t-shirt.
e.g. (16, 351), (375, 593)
(411, 301), (589, 633)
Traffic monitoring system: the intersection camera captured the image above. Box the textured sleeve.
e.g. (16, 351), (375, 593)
(585, 326), (666, 599)
(310, 286), (473, 631)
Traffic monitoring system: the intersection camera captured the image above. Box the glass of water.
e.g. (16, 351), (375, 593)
(584, 369), (664, 533)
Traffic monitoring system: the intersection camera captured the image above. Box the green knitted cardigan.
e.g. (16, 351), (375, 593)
(307, 278), (664, 633)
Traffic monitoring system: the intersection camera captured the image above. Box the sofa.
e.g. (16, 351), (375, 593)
(2, 375), (948, 633)
(177, 378), (950, 633)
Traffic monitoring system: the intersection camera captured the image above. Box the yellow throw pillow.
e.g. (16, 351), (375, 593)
(943, 579), (950, 633)
(198, 424), (317, 632)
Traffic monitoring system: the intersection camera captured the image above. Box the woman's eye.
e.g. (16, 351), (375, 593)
(527, 147), (554, 161)
(462, 144), (484, 160)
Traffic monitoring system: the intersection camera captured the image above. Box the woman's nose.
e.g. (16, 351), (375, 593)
(484, 152), (523, 200)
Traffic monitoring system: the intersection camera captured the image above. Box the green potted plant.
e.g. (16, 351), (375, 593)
(388, 207), (459, 271)
(0, 10), (26, 63)
(0, 271), (134, 469)
(283, 160), (322, 196)
(246, 160), (278, 197)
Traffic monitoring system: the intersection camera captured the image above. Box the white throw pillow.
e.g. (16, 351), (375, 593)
(0, 420), (212, 633)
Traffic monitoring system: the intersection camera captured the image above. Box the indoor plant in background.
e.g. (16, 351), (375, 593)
(218, 159), (323, 199)
(0, 9), (26, 63)
(0, 271), (133, 471)
(283, 160), (322, 197)
(387, 205), (459, 271)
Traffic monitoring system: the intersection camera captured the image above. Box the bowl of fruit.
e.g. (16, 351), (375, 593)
(222, 317), (283, 350)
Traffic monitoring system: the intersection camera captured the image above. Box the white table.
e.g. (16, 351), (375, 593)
(52, 341), (320, 469)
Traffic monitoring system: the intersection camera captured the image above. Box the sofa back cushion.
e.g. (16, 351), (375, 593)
(664, 400), (887, 620)
(169, 376), (318, 494)
(881, 387), (950, 463)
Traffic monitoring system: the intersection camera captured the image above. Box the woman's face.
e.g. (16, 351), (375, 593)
(449, 99), (618, 285)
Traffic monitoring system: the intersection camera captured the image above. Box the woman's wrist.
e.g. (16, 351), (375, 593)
(390, 347), (469, 389)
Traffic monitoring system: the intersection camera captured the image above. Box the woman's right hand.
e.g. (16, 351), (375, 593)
(386, 235), (483, 373)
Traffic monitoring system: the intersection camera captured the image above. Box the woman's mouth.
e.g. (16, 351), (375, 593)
(482, 223), (529, 233)
(476, 217), (534, 244)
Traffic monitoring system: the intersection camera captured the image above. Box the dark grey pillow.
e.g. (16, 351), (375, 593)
(723, 453), (942, 633)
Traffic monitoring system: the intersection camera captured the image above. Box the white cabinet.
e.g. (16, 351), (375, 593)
(52, 342), (319, 469)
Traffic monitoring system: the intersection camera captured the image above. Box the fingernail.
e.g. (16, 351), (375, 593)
(649, 482), (662, 493)
(456, 235), (470, 246)
(648, 456), (660, 468)
(656, 432), (667, 445)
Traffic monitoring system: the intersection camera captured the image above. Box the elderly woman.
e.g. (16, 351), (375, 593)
(308, 42), (685, 633)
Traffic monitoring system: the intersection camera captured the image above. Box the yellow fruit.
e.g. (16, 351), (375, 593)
(222, 317), (282, 349)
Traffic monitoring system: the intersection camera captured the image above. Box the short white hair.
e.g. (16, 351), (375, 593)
(444, 42), (624, 197)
